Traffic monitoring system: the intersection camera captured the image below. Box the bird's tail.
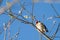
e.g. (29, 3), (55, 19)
(46, 28), (48, 32)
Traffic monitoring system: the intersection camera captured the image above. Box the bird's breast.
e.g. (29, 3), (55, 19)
(36, 23), (42, 31)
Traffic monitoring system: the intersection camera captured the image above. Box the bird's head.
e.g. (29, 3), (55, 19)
(36, 21), (38, 24)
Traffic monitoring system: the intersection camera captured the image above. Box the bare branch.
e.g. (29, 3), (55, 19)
(54, 16), (60, 18)
(10, 27), (20, 40)
(49, 20), (56, 34)
(50, 4), (59, 16)
(3, 23), (7, 40)
(7, 20), (11, 40)
(31, 0), (34, 23)
(0, 0), (19, 15)
(51, 23), (60, 39)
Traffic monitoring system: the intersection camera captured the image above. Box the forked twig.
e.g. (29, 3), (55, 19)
(51, 23), (60, 39)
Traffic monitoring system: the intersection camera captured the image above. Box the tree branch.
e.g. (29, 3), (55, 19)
(7, 13), (52, 40)
(50, 4), (59, 16)
(51, 23), (60, 39)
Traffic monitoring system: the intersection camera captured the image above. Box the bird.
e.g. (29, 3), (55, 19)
(35, 21), (48, 33)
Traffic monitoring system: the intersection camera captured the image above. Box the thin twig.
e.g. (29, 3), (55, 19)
(3, 23), (7, 40)
(40, 34), (42, 40)
(49, 21), (56, 34)
(0, 0), (18, 14)
(7, 20), (11, 40)
(31, 0), (34, 23)
(51, 23), (60, 39)
(10, 28), (20, 40)
(50, 4), (59, 16)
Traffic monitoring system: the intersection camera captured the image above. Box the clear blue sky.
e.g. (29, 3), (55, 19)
(0, 0), (60, 40)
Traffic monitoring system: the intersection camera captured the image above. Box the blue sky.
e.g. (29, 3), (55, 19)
(0, 0), (60, 40)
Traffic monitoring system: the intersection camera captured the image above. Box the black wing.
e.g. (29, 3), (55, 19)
(42, 23), (48, 32)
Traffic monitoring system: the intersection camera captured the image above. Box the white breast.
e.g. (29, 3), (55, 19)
(36, 22), (42, 31)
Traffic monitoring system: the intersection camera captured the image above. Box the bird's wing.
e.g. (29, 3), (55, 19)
(41, 23), (48, 32)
